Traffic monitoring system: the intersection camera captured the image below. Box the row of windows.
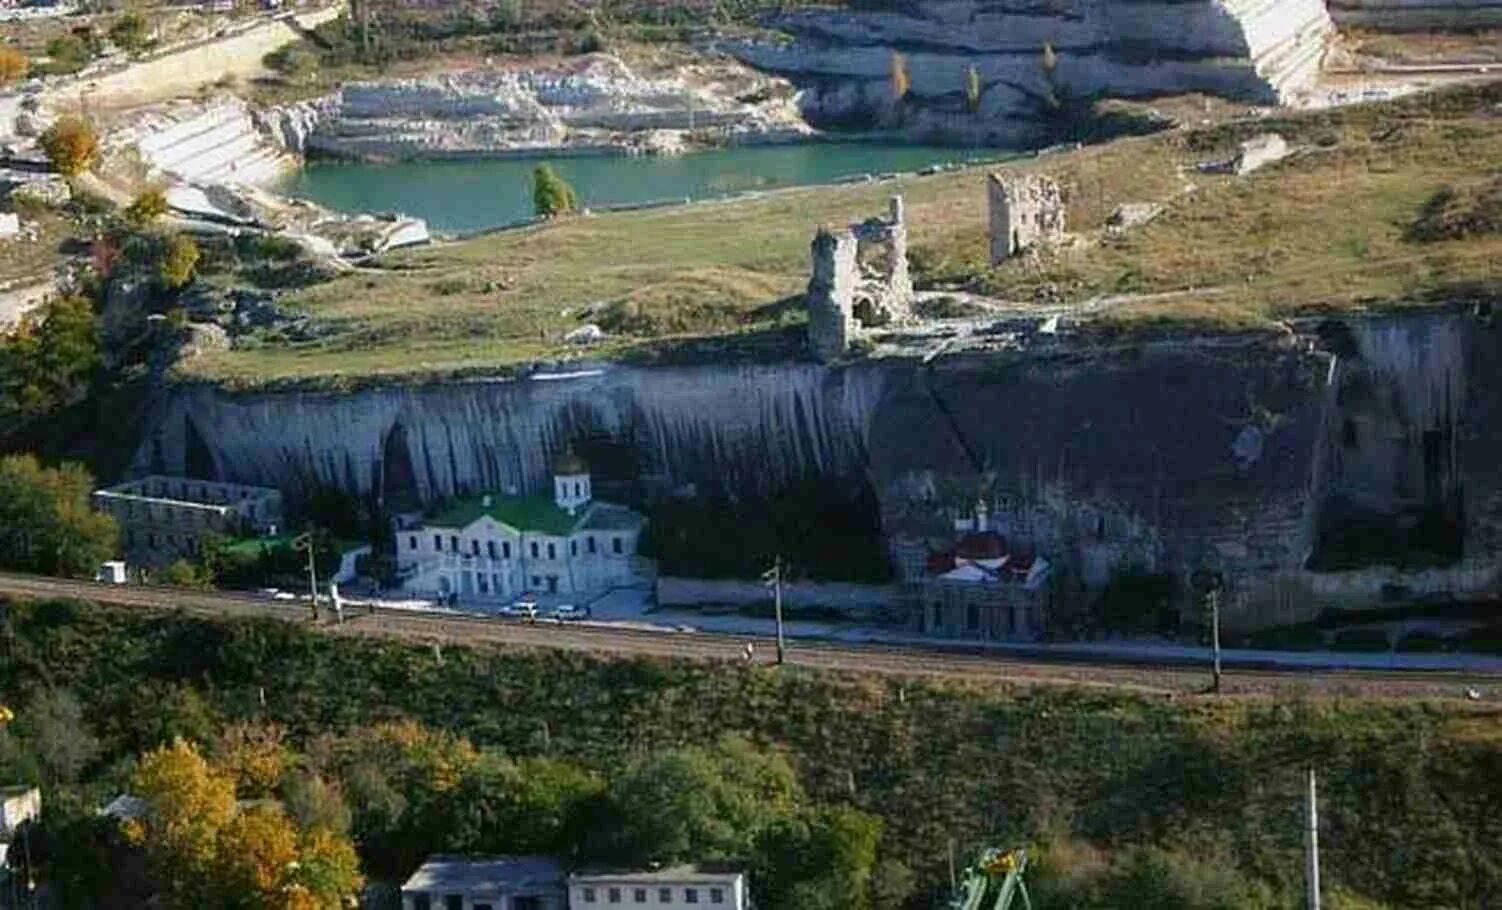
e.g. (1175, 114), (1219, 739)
(582, 885), (725, 904)
(409, 534), (625, 557)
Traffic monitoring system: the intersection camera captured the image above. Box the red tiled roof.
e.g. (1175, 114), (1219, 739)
(956, 532), (1007, 561)
(926, 551), (957, 574)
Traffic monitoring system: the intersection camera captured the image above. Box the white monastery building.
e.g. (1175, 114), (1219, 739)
(396, 451), (650, 603)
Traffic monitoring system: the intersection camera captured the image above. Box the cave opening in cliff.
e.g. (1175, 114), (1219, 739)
(379, 421), (421, 514)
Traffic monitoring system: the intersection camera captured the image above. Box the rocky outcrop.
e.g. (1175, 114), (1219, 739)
(136, 310), (1502, 629)
(725, 0), (1333, 144)
(1328, 0), (1502, 30)
(301, 54), (811, 160)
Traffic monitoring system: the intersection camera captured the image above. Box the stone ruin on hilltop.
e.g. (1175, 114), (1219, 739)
(805, 196), (914, 362)
(988, 172), (1066, 264)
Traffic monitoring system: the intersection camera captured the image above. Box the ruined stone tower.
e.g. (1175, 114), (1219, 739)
(988, 173), (1065, 264)
(806, 226), (858, 362)
(805, 195), (915, 362)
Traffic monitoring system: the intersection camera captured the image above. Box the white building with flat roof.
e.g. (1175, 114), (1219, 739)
(400, 855), (567, 910)
(568, 866), (746, 910)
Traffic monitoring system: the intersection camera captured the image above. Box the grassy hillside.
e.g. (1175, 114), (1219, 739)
(179, 82), (1502, 387)
(2, 597), (1499, 906)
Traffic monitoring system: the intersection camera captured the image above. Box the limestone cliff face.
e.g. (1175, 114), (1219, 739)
(141, 312), (1502, 627)
(1328, 0), (1502, 29)
(726, 0), (1332, 143)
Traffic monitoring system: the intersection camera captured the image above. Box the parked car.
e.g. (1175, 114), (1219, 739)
(551, 604), (590, 621)
(500, 599), (538, 620)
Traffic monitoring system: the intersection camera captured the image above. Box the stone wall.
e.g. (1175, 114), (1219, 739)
(805, 196), (914, 362)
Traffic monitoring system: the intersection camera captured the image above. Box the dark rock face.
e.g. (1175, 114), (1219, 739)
(140, 311), (1502, 628)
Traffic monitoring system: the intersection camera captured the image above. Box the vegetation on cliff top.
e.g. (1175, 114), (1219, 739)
(181, 81), (1502, 387)
(1, 598), (1499, 908)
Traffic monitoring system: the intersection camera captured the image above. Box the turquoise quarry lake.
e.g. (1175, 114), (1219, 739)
(278, 143), (1005, 232)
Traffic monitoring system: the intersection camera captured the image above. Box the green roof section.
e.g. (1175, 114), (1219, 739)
(429, 493), (581, 536)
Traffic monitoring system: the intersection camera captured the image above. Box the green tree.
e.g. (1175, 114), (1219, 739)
(533, 164), (578, 218)
(159, 233), (199, 289)
(0, 294), (99, 420)
(15, 688), (100, 784)
(108, 13), (151, 55)
(752, 806), (883, 910)
(39, 115), (99, 176)
(605, 735), (801, 864)
(0, 455), (117, 577)
(283, 770), (353, 836)
(158, 559), (214, 589)
(44, 35), (93, 72)
(125, 186), (169, 226)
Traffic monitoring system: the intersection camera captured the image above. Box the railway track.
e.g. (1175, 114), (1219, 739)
(2, 571), (1499, 698)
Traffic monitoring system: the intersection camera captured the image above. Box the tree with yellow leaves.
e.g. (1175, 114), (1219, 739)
(213, 721), (289, 797)
(0, 46), (28, 84)
(39, 115), (99, 177)
(124, 738), (237, 906)
(123, 738), (363, 908)
(890, 51), (910, 102)
(215, 804), (299, 900)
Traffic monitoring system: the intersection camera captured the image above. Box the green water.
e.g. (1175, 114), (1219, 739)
(278, 143), (1005, 233)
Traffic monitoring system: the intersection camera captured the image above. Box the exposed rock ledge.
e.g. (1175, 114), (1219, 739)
(280, 53), (812, 161)
(725, 0), (1334, 144)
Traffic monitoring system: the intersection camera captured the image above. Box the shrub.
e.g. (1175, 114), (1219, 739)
(1407, 175), (1502, 242)
(39, 116), (100, 177)
(124, 187), (169, 226)
(532, 164), (578, 218)
(160, 234), (200, 289)
(0, 46), (29, 84)
(108, 13), (151, 55)
(263, 44), (320, 82)
(44, 35), (93, 73)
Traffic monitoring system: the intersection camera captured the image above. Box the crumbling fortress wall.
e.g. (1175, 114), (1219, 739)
(806, 196), (914, 362)
(988, 173), (1066, 263)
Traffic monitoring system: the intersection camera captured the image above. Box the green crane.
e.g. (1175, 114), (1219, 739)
(950, 848), (1032, 910)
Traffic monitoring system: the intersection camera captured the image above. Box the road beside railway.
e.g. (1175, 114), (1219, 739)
(2, 571), (1499, 699)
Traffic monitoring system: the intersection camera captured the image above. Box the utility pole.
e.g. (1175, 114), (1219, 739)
(761, 556), (786, 665)
(294, 532), (319, 621)
(1209, 586), (1222, 694)
(1305, 766), (1322, 910)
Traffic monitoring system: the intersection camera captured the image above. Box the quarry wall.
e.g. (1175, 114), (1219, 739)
(137, 311), (1502, 629)
(1327, 0), (1502, 30)
(725, 0), (1333, 144)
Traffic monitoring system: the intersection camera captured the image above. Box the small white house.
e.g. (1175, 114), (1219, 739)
(568, 866), (747, 910)
(397, 451), (649, 603)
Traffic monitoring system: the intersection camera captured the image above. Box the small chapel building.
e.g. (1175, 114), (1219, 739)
(395, 451), (649, 603)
